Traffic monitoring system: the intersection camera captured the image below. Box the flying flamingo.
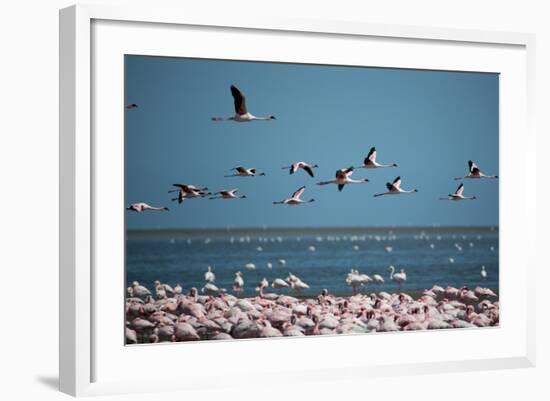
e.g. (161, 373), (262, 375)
(439, 183), (477, 201)
(169, 184), (210, 197)
(209, 189), (247, 200)
(170, 188), (211, 204)
(455, 160), (498, 180)
(373, 176), (418, 197)
(126, 203), (168, 212)
(282, 162), (319, 177)
(317, 167), (369, 192)
(388, 265), (407, 290)
(225, 166), (266, 177)
(273, 186), (315, 205)
(212, 85), (276, 122)
(357, 147), (398, 169)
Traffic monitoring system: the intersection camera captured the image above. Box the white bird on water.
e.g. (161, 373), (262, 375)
(481, 265), (487, 278)
(455, 160), (498, 180)
(244, 263), (256, 270)
(126, 203), (168, 212)
(273, 185), (315, 206)
(233, 272), (244, 293)
(440, 183), (477, 201)
(388, 265), (407, 289)
(374, 176), (418, 197)
(131, 281), (151, 298)
(317, 167), (369, 192)
(282, 161), (319, 177)
(346, 270), (363, 294)
(290, 278), (310, 294)
(357, 147), (398, 169)
(204, 266), (215, 283)
(372, 274), (385, 284)
(202, 282), (224, 296)
(271, 278), (290, 290)
(212, 85), (276, 122)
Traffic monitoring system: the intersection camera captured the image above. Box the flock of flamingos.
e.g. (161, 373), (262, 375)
(125, 85), (499, 343)
(126, 85), (498, 212)
(126, 274), (499, 343)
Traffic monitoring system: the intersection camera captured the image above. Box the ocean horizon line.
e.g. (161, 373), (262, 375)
(127, 225), (498, 237)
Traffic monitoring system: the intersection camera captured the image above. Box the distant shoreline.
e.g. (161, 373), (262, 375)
(127, 225), (499, 238)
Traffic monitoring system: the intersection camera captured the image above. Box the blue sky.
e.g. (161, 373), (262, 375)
(125, 56), (499, 229)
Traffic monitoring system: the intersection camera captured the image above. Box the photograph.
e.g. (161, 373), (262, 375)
(124, 55), (499, 344)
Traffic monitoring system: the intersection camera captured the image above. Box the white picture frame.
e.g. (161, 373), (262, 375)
(59, 4), (536, 397)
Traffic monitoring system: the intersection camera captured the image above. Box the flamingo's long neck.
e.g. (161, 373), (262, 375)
(389, 267), (395, 279)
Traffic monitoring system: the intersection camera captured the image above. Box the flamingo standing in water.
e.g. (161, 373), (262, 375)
(282, 162), (319, 177)
(209, 189), (247, 200)
(480, 265), (488, 279)
(374, 176), (418, 197)
(256, 278), (269, 294)
(233, 272), (244, 293)
(225, 166), (266, 177)
(317, 167), (369, 192)
(439, 183), (477, 201)
(357, 147), (398, 169)
(388, 265), (407, 290)
(273, 186), (315, 205)
(204, 266), (216, 283)
(126, 203), (169, 212)
(212, 85), (276, 122)
(455, 160), (498, 180)
(271, 278), (290, 292)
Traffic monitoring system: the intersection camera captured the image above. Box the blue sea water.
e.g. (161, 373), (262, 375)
(126, 228), (498, 297)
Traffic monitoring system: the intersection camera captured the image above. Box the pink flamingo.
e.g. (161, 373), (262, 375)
(126, 202), (168, 212)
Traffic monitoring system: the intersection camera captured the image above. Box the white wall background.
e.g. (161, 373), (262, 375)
(0, 0), (547, 399)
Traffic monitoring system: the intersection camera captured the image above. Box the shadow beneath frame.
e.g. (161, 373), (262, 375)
(35, 376), (59, 391)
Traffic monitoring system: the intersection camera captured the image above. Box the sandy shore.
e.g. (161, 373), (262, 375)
(126, 284), (499, 344)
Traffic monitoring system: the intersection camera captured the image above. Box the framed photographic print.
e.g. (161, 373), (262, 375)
(59, 4), (536, 396)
